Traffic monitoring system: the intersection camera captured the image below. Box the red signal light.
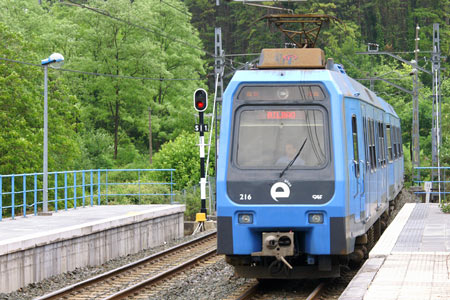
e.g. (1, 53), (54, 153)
(193, 89), (208, 112)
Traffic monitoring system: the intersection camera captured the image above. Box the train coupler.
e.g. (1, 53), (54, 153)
(251, 232), (294, 269)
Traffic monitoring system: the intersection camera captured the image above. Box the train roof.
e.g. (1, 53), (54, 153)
(329, 70), (398, 118)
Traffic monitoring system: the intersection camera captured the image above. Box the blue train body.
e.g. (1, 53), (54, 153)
(216, 49), (404, 279)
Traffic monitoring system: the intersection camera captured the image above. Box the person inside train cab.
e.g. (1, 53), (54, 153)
(276, 142), (305, 166)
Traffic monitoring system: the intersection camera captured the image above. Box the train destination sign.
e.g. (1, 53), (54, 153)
(266, 111), (297, 120)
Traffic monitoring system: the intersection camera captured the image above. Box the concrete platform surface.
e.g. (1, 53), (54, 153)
(0, 205), (185, 293)
(0, 205), (185, 255)
(340, 203), (450, 300)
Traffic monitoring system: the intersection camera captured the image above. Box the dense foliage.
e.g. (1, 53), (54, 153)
(0, 0), (206, 177)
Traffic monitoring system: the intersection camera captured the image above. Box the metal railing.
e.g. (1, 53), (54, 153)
(413, 167), (449, 204)
(0, 169), (175, 221)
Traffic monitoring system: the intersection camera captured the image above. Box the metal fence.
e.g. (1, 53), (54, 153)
(178, 176), (216, 217)
(0, 169), (175, 221)
(413, 167), (449, 204)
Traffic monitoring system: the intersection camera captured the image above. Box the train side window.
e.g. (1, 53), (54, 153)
(386, 124), (393, 162)
(369, 119), (373, 171)
(363, 117), (369, 171)
(371, 120), (377, 171)
(367, 119), (372, 170)
(375, 121), (379, 168)
(379, 122), (386, 166)
(351, 115), (360, 177)
(393, 126), (398, 159)
(399, 127), (403, 156)
(369, 119), (376, 171)
(377, 122), (381, 166)
(377, 121), (382, 167)
(394, 127), (398, 159)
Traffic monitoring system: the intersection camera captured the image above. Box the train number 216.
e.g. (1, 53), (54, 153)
(239, 194), (252, 200)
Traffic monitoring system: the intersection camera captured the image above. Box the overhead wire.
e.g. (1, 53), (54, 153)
(160, 0), (190, 17)
(224, 53), (260, 57)
(0, 57), (202, 81)
(0, 57), (40, 67)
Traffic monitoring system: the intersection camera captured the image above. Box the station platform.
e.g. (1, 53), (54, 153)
(0, 204), (185, 293)
(340, 203), (450, 300)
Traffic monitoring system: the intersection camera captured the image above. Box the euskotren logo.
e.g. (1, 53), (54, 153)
(270, 182), (291, 202)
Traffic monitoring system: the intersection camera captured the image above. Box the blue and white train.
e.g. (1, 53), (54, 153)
(216, 48), (404, 279)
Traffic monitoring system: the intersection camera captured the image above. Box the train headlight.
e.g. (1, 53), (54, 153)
(238, 213), (253, 224)
(308, 213), (324, 224)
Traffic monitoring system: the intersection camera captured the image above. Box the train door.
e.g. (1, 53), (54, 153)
(375, 115), (383, 209)
(345, 98), (365, 222)
(366, 108), (377, 220)
(380, 120), (388, 205)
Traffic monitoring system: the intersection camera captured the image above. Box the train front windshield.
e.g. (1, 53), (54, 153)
(235, 108), (328, 169)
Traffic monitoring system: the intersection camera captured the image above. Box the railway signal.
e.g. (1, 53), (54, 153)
(193, 88), (208, 233)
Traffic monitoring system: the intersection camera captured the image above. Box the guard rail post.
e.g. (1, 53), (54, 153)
(11, 175), (15, 219)
(74, 172), (77, 209)
(0, 175), (2, 221)
(90, 170), (93, 206)
(170, 170), (173, 204)
(23, 175), (26, 217)
(64, 172), (68, 211)
(97, 170), (101, 205)
(105, 170), (108, 205)
(54, 173), (58, 212)
(138, 170), (141, 205)
(82, 171), (86, 207)
(34, 174), (37, 216)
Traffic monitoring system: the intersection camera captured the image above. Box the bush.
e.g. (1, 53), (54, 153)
(105, 180), (172, 205)
(441, 203), (450, 213)
(152, 131), (215, 190)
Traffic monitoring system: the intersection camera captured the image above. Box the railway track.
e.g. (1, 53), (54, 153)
(225, 280), (325, 300)
(37, 231), (217, 300)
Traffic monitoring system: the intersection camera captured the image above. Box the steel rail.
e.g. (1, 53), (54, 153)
(235, 281), (260, 300)
(232, 281), (325, 300)
(104, 248), (217, 299)
(36, 231), (216, 300)
(305, 282), (325, 300)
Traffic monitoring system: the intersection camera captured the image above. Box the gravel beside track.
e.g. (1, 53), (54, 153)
(1, 189), (418, 300)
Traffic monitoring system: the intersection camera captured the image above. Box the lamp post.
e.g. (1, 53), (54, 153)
(41, 53), (64, 214)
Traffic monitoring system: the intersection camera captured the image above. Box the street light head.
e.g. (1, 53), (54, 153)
(41, 53), (64, 68)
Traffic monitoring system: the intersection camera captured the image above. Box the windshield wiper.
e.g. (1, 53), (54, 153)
(279, 138), (308, 178)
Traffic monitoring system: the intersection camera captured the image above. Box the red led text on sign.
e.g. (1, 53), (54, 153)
(267, 111), (296, 119)
(245, 91), (260, 98)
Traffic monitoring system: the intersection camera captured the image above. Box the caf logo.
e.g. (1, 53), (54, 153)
(270, 182), (291, 202)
